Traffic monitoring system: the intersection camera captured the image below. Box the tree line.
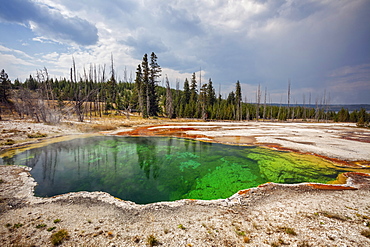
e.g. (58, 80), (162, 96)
(0, 53), (369, 127)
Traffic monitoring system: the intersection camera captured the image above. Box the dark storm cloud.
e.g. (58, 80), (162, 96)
(0, 0), (98, 46)
(125, 33), (168, 58)
(1, 0), (369, 104)
(158, 5), (203, 35)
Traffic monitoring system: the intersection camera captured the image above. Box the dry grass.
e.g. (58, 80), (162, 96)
(276, 226), (298, 236)
(361, 229), (370, 238)
(318, 211), (348, 221)
(3, 139), (15, 145)
(51, 229), (69, 245)
(27, 132), (47, 138)
(71, 115), (172, 133)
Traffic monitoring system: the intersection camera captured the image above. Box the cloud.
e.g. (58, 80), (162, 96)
(327, 64), (370, 79)
(0, 0), (98, 46)
(230, 1), (370, 88)
(0, 45), (33, 59)
(0, 45), (41, 81)
(125, 32), (168, 58)
(0, 53), (34, 67)
(156, 4), (203, 35)
(1, 0), (369, 104)
(296, 63), (370, 104)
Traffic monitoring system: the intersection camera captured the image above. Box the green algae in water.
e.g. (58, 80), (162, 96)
(0, 136), (367, 204)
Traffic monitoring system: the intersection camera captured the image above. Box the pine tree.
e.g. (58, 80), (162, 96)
(135, 64), (145, 116)
(141, 54), (150, 118)
(25, 75), (38, 90)
(189, 73), (198, 118)
(183, 78), (190, 103)
(0, 69), (11, 103)
(206, 78), (216, 106)
(190, 73), (197, 102)
(0, 69), (12, 120)
(338, 108), (349, 122)
(235, 81), (242, 120)
(227, 91), (235, 105)
(149, 52), (161, 116)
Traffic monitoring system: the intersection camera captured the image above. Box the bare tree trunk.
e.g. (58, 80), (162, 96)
(309, 92), (312, 119)
(146, 83), (150, 118)
(125, 105), (131, 119)
(269, 94), (273, 121)
(256, 84), (261, 121)
(287, 79), (291, 121)
(315, 97), (320, 121)
(165, 76), (173, 118)
(303, 94), (306, 120)
(263, 87), (267, 121)
(277, 96), (282, 121)
(291, 100), (296, 121)
(244, 96), (249, 121)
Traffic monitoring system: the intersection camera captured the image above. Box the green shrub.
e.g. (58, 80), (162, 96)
(147, 235), (159, 246)
(278, 226), (297, 236)
(36, 223), (47, 228)
(47, 227), (56, 232)
(284, 227), (297, 235)
(51, 229), (69, 245)
(13, 223), (23, 229)
(178, 224), (186, 230)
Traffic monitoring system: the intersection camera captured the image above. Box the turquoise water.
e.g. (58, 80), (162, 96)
(0, 136), (361, 204)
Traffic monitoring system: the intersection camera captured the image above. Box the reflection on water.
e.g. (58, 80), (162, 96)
(0, 136), (366, 204)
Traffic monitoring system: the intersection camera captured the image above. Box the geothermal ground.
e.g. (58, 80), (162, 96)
(1, 119), (370, 246)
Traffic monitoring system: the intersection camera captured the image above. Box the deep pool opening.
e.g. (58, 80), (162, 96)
(0, 136), (367, 204)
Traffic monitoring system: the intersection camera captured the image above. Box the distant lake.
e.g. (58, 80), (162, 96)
(1, 136), (366, 204)
(269, 103), (370, 113)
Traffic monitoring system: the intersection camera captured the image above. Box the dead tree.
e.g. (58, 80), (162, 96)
(70, 57), (98, 122)
(263, 87), (267, 121)
(256, 84), (261, 121)
(287, 79), (291, 121)
(244, 96), (249, 121)
(303, 94), (306, 120)
(315, 97), (320, 121)
(269, 93), (273, 121)
(277, 95), (282, 121)
(165, 76), (174, 118)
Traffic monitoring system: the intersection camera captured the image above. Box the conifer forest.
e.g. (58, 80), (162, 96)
(0, 53), (369, 127)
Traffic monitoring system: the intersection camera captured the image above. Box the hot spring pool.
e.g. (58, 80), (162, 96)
(0, 136), (363, 204)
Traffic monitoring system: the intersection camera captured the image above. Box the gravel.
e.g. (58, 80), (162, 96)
(1, 120), (370, 246)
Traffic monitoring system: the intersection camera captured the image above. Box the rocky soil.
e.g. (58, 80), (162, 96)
(1, 119), (370, 246)
(1, 166), (370, 247)
(0, 120), (79, 152)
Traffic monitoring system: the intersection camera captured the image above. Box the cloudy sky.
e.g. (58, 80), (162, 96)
(0, 0), (369, 104)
